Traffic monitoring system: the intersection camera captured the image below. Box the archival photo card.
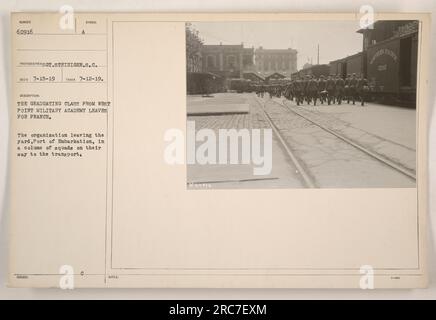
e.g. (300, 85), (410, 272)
(8, 12), (429, 289)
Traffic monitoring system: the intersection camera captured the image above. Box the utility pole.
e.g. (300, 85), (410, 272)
(317, 44), (320, 65)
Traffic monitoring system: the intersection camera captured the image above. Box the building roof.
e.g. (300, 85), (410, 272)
(201, 44), (254, 53)
(256, 47), (297, 53)
(265, 72), (286, 79)
(243, 72), (265, 81)
(202, 44), (243, 49)
(357, 20), (417, 34)
(329, 52), (362, 64)
(187, 71), (222, 78)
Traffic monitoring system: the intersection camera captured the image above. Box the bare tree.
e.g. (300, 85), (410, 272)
(186, 23), (203, 73)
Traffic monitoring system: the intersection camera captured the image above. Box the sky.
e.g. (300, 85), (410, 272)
(191, 21), (363, 70)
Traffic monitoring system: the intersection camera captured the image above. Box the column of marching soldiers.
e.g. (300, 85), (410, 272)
(252, 73), (370, 106)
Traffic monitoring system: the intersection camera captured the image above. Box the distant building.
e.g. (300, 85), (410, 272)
(243, 72), (265, 83)
(265, 72), (286, 82)
(199, 43), (298, 81)
(254, 47), (297, 78)
(201, 43), (255, 78)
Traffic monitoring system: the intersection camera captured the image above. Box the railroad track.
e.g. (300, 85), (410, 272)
(253, 95), (416, 188)
(252, 96), (316, 188)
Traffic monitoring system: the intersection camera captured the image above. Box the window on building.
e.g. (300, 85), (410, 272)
(226, 55), (237, 69)
(206, 55), (216, 69)
(243, 55), (253, 67)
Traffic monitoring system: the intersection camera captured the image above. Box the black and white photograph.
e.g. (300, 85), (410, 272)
(186, 20), (419, 189)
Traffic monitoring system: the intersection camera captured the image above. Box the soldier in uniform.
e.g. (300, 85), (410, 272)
(294, 77), (304, 106)
(271, 84), (276, 98)
(255, 84), (261, 97)
(276, 84), (281, 97)
(292, 78), (299, 104)
(348, 73), (358, 105)
(277, 84), (283, 97)
(281, 83), (287, 98)
(301, 75), (309, 104)
(326, 75), (336, 105)
(291, 79), (296, 100)
(344, 74), (351, 103)
(277, 83), (282, 97)
(335, 75), (345, 105)
(307, 75), (319, 105)
(292, 80), (297, 101)
(317, 75), (327, 104)
(267, 84), (273, 99)
(284, 80), (294, 101)
(356, 76), (369, 106)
